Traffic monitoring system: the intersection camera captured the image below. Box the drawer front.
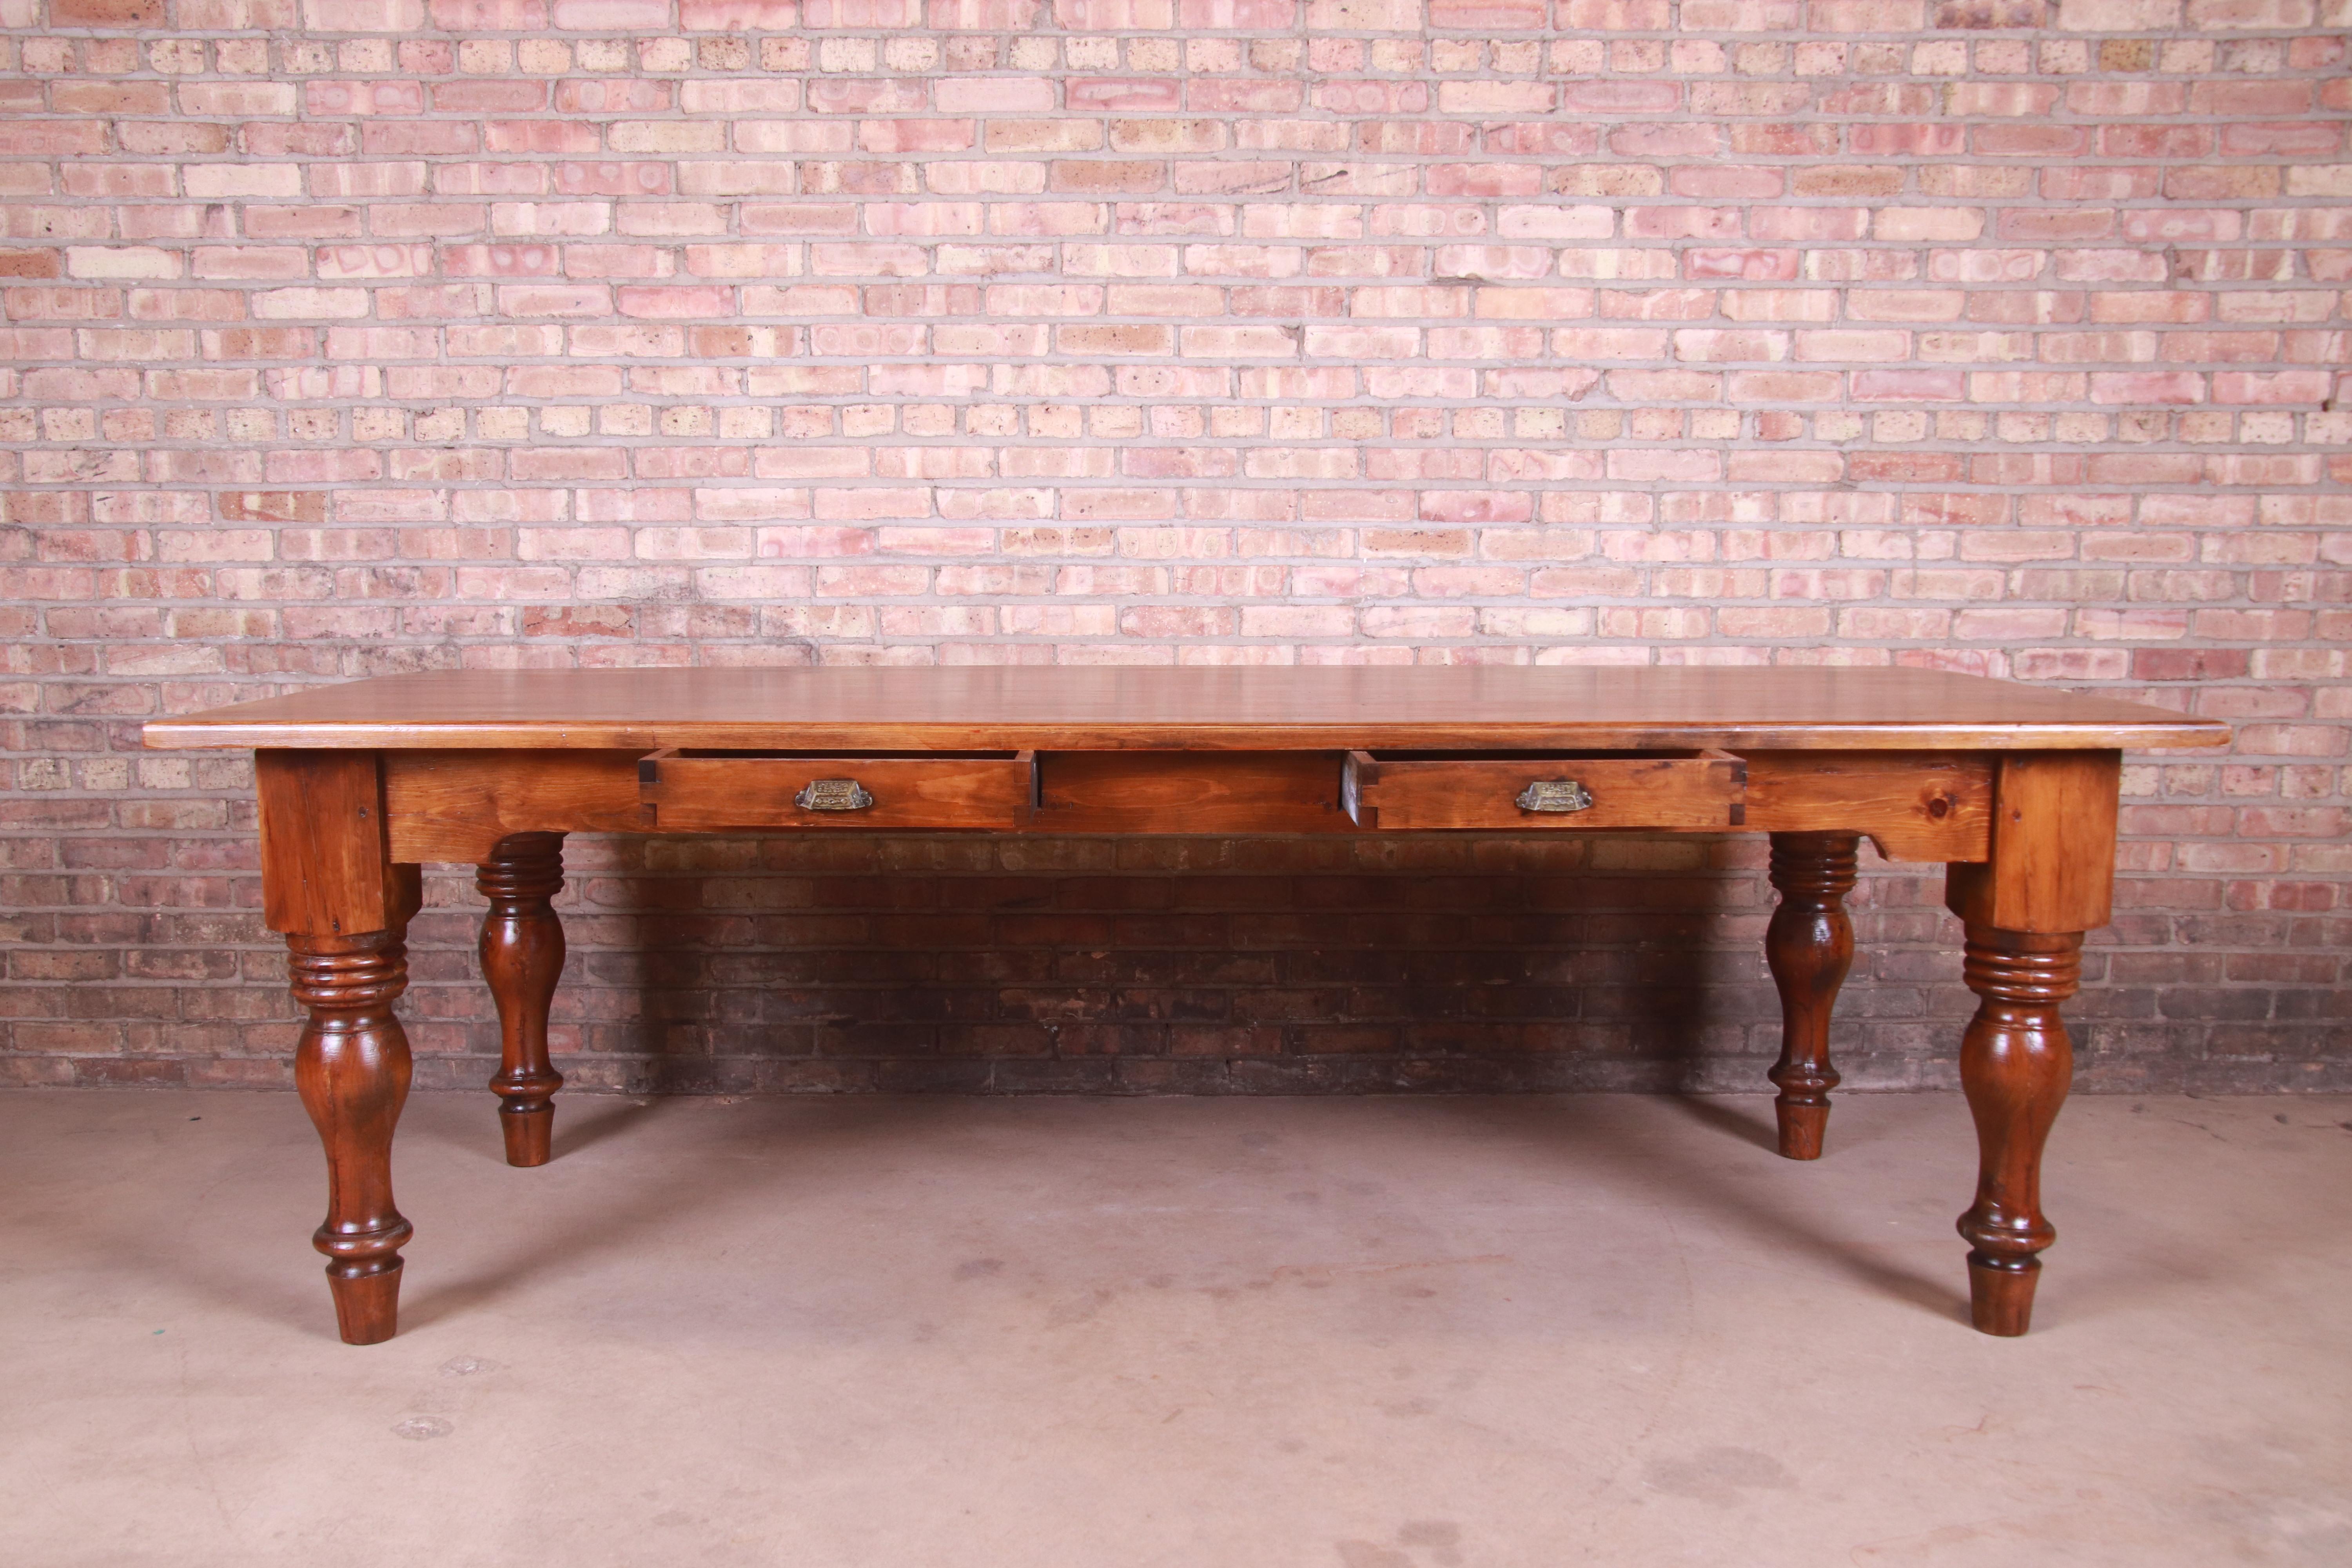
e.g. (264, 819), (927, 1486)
(639, 750), (1032, 830)
(1347, 751), (1745, 830)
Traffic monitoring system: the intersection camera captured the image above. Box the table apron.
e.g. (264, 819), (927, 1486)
(378, 747), (1995, 865)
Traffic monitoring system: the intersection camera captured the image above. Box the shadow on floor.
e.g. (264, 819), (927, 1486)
(83, 1088), (2187, 1343)
(1660, 1092), (1780, 1155)
(1432, 1094), (1968, 1327)
(397, 1094), (983, 1335)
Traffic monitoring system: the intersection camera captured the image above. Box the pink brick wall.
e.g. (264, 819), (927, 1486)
(4, 0), (2348, 1094)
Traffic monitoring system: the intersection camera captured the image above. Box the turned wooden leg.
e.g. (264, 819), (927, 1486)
(291, 924), (415, 1345)
(478, 831), (567, 1167)
(1765, 831), (1859, 1160)
(1955, 925), (2080, 1337)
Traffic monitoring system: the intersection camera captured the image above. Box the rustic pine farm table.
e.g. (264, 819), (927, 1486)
(143, 666), (2226, 1345)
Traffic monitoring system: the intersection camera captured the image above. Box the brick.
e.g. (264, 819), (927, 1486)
(681, 0), (800, 19)
(52, 0), (166, 20)
(431, 0), (547, 20)
(1430, 0), (1547, 23)
(2053, 0), (2179, 24)
(935, 78), (1051, 114)
(550, 0), (669, 20)
(65, 247), (181, 280)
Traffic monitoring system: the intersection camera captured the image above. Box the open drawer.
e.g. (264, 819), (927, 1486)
(639, 749), (1035, 830)
(1343, 750), (1746, 830)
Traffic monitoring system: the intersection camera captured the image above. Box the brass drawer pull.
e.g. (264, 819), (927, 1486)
(795, 779), (875, 812)
(1516, 779), (1594, 814)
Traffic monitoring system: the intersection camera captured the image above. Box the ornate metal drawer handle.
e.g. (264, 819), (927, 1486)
(1516, 779), (1594, 814)
(795, 779), (874, 812)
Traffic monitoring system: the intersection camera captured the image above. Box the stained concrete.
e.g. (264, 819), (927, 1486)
(2, 1089), (2348, 1568)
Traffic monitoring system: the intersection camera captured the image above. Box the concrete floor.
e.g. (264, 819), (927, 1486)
(2, 1090), (2348, 1568)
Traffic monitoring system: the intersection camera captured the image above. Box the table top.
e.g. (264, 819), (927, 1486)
(142, 667), (2229, 753)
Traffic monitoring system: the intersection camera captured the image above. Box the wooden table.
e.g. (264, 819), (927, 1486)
(143, 666), (2226, 1345)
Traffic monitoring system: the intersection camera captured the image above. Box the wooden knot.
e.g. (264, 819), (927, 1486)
(287, 934), (407, 1011)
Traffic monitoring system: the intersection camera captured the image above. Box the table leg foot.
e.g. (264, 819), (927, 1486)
(1774, 1102), (1830, 1163)
(479, 832), (567, 1169)
(499, 1105), (555, 1168)
(1766, 831), (1858, 1161)
(1966, 1256), (2039, 1338)
(1955, 924), (2079, 1338)
(327, 1258), (405, 1346)
(290, 928), (415, 1347)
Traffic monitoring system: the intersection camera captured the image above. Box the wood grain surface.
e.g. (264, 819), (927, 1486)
(145, 666), (2227, 753)
(642, 750), (1034, 831)
(385, 750), (644, 864)
(256, 750), (397, 939)
(1034, 750), (1347, 833)
(1347, 751), (1745, 830)
(1743, 751), (1993, 862)
(1945, 751), (2124, 934)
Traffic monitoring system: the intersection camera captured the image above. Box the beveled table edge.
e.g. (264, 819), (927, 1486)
(144, 717), (2232, 751)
